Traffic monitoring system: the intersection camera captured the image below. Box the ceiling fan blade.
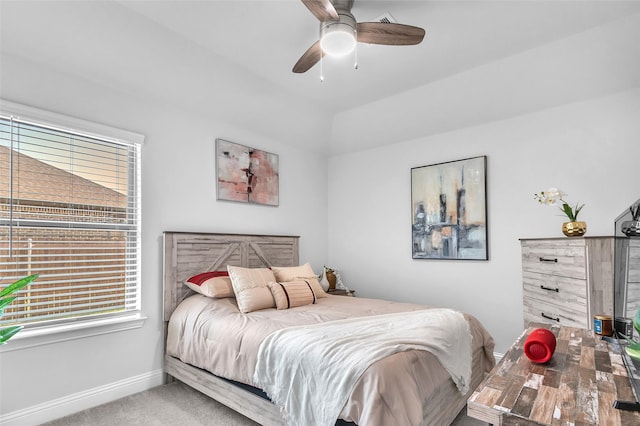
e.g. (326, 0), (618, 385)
(356, 22), (425, 45)
(292, 40), (325, 73)
(301, 0), (339, 22)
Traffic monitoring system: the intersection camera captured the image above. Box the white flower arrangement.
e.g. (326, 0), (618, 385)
(534, 187), (584, 222)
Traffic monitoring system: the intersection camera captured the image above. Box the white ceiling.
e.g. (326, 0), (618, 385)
(2, 0), (640, 149)
(116, 0), (640, 112)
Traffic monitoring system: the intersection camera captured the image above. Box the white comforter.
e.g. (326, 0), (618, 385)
(254, 308), (472, 426)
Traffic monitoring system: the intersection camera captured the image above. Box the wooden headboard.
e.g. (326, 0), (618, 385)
(162, 232), (300, 321)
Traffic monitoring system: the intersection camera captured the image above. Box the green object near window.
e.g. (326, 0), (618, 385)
(0, 274), (38, 344)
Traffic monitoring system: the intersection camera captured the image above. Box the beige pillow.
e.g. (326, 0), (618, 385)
(268, 281), (316, 310)
(271, 263), (327, 298)
(227, 266), (277, 313)
(184, 271), (234, 298)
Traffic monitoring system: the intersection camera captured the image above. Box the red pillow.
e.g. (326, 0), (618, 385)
(187, 271), (228, 285)
(184, 271), (234, 298)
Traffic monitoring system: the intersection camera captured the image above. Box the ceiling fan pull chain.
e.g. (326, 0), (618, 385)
(320, 52), (324, 82)
(354, 36), (359, 70)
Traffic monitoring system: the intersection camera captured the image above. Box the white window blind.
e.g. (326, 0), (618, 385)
(0, 106), (142, 330)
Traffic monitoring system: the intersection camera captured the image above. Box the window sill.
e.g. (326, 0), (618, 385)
(0, 313), (147, 352)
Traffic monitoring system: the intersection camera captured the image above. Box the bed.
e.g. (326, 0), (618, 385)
(163, 232), (495, 425)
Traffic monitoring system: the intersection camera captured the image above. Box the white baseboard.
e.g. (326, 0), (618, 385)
(494, 351), (504, 363)
(0, 369), (164, 426)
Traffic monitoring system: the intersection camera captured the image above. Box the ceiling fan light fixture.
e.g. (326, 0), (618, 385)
(293, 0), (425, 74)
(320, 23), (356, 57)
(319, 11), (357, 57)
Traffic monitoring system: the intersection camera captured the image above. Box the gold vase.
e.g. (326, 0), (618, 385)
(562, 221), (587, 237)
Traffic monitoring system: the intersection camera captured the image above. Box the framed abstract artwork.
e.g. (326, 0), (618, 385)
(411, 156), (488, 260)
(215, 138), (279, 206)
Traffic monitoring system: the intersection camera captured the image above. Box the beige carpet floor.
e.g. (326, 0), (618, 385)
(43, 381), (487, 425)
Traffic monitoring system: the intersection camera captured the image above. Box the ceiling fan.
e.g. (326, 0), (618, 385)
(293, 0), (426, 73)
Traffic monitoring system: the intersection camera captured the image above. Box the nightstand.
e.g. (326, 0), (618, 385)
(327, 289), (355, 297)
(467, 323), (640, 425)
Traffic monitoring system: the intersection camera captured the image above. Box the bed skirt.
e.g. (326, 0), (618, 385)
(164, 342), (490, 426)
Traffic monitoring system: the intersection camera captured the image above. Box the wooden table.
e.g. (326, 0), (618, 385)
(467, 323), (640, 425)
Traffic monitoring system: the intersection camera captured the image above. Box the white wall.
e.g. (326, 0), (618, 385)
(328, 89), (640, 354)
(327, 12), (640, 354)
(330, 12), (640, 155)
(0, 53), (329, 422)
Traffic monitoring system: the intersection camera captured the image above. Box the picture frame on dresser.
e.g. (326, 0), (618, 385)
(411, 156), (488, 260)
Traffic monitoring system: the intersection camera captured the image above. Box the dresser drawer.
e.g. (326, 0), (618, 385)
(521, 240), (586, 279)
(523, 296), (588, 329)
(523, 271), (587, 307)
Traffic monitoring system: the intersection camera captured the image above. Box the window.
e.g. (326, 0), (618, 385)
(0, 101), (143, 342)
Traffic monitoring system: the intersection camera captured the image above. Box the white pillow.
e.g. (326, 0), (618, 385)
(227, 266), (277, 313)
(271, 263), (327, 298)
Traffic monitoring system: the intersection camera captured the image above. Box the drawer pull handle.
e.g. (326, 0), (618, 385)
(540, 285), (559, 292)
(541, 312), (560, 322)
(539, 257), (558, 263)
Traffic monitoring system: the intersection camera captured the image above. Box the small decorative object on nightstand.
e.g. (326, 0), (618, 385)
(320, 266), (338, 291)
(325, 268), (337, 290)
(319, 268), (331, 291)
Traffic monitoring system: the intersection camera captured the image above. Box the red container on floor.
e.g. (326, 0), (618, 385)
(523, 328), (556, 363)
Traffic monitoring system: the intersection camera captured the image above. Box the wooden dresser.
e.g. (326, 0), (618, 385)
(520, 237), (614, 330)
(467, 323), (640, 425)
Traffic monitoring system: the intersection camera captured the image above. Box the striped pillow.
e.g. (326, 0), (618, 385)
(271, 263), (327, 298)
(185, 271), (234, 298)
(268, 280), (317, 310)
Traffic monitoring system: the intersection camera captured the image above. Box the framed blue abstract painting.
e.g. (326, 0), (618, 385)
(411, 156), (488, 260)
